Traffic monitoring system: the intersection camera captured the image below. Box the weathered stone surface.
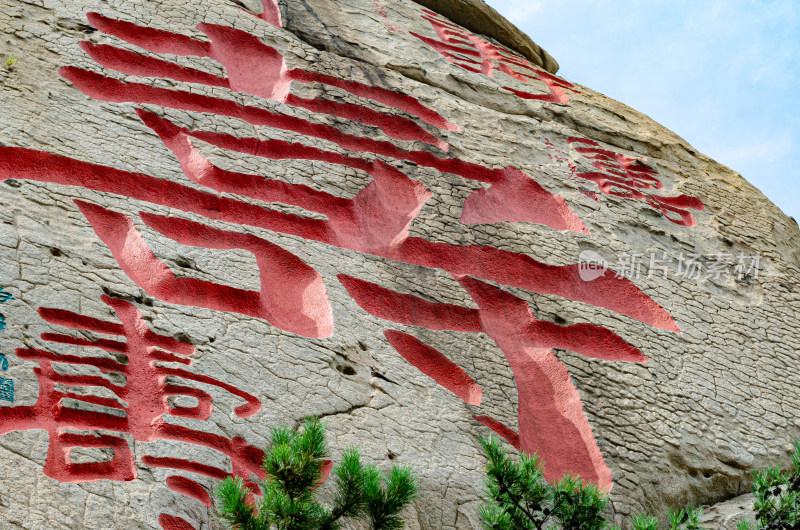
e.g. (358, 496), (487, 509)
(701, 493), (757, 530)
(1, 0), (799, 529)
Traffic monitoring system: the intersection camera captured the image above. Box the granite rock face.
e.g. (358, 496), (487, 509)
(701, 493), (758, 530)
(0, 0), (799, 528)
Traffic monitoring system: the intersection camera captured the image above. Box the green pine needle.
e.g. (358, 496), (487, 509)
(215, 418), (417, 530)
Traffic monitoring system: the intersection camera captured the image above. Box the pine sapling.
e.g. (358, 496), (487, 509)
(739, 440), (800, 530)
(215, 417), (418, 530)
(478, 434), (610, 530)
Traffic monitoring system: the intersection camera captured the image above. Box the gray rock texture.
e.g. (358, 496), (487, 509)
(0, 0), (798, 529)
(701, 493), (757, 530)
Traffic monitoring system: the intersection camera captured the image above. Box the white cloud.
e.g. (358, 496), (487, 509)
(492, 0), (545, 24)
(706, 131), (794, 168)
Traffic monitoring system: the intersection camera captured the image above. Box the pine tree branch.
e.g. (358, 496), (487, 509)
(497, 479), (543, 530)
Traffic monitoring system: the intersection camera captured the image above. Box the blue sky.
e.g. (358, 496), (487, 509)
(486, 0), (800, 221)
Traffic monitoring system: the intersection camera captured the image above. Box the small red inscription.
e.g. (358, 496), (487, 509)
(412, 9), (580, 104)
(555, 137), (705, 226)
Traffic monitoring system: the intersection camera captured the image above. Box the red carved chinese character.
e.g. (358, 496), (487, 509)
(0, 296), (265, 528)
(337, 272), (652, 489)
(567, 137), (704, 226)
(59, 12), (584, 230)
(74, 200), (334, 338)
(411, 9), (580, 104)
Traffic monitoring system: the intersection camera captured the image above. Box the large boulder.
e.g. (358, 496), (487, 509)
(1, 0), (798, 527)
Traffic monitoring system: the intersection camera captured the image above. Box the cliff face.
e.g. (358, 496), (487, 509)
(1, 0), (799, 528)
